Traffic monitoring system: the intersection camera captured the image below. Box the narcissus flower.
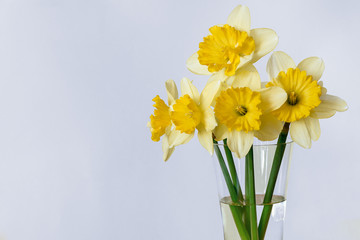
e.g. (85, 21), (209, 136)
(213, 65), (287, 158)
(186, 5), (278, 78)
(266, 51), (348, 148)
(170, 78), (218, 154)
(148, 80), (193, 161)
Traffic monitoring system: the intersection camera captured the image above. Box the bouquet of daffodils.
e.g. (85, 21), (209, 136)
(148, 5), (347, 240)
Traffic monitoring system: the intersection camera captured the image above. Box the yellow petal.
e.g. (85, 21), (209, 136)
(290, 119), (311, 148)
(162, 135), (175, 162)
(226, 5), (251, 33)
(200, 80), (221, 108)
(201, 107), (217, 132)
(168, 130), (194, 147)
(254, 114), (283, 141)
(250, 28), (278, 63)
(214, 123), (228, 141)
(165, 79), (178, 105)
(229, 64), (261, 91)
(186, 52), (212, 75)
(266, 51), (296, 80)
(227, 130), (254, 159)
(197, 125), (214, 155)
(180, 77), (200, 104)
(297, 57), (325, 81)
(258, 86), (287, 113)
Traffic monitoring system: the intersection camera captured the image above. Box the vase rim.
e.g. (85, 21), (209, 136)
(214, 140), (293, 147)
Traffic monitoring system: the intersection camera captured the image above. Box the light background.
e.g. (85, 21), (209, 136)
(0, 0), (359, 239)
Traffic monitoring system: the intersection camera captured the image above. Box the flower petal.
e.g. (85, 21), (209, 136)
(320, 94), (348, 112)
(290, 119), (311, 148)
(214, 123), (228, 141)
(168, 130), (194, 147)
(226, 5), (251, 33)
(258, 86), (287, 113)
(311, 94), (348, 119)
(304, 117), (321, 141)
(227, 130), (254, 158)
(181, 77), (200, 103)
(186, 52), (212, 75)
(250, 28), (279, 63)
(254, 114), (283, 141)
(266, 51), (296, 80)
(201, 108), (217, 132)
(229, 64), (261, 91)
(165, 79), (178, 105)
(297, 57), (325, 81)
(162, 135), (175, 161)
(200, 80), (221, 108)
(197, 125), (214, 155)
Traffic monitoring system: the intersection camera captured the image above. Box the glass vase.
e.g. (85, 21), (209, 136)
(212, 141), (293, 240)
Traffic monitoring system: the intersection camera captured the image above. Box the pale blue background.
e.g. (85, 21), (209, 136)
(0, 0), (359, 239)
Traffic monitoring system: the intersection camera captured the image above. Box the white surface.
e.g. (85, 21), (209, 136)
(0, 0), (359, 239)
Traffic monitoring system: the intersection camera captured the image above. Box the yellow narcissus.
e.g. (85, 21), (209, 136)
(170, 78), (218, 154)
(148, 80), (193, 161)
(213, 65), (287, 158)
(266, 51), (348, 148)
(186, 5), (278, 78)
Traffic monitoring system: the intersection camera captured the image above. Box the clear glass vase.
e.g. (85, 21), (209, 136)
(212, 141), (293, 240)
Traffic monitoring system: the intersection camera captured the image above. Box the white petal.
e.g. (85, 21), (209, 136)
(201, 108), (217, 132)
(258, 86), (287, 113)
(186, 52), (212, 75)
(200, 80), (221, 108)
(229, 64), (261, 91)
(197, 126), (214, 155)
(162, 135), (175, 162)
(214, 123), (228, 141)
(311, 94), (348, 119)
(304, 117), (321, 141)
(227, 130), (254, 159)
(254, 114), (284, 141)
(180, 77), (200, 103)
(297, 57), (325, 81)
(266, 51), (296, 80)
(207, 69), (228, 84)
(165, 79), (178, 105)
(226, 5), (251, 33)
(168, 130), (194, 147)
(290, 119), (311, 148)
(320, 94), (348, 112)
(250, 28), (279, 63)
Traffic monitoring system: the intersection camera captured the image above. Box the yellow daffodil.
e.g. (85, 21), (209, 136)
(186, 5), (278, 78)
(148, 80), (193, 161)
(170, 78), (218, 154)
(213, 65), (287, 158)
(266, 51), (348, 148)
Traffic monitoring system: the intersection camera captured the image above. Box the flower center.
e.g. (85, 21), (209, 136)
(266, 68), (322, 122)
(197, 24), (255, 77)
(214, 87), (262, 132)
(171, 95), (202, 134)
(236, 105), (248, 116)
(149, 95), (171, 142)
(288, 91), (297, 105)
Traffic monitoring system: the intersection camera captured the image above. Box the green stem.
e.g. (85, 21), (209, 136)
(258, 123), (290, 240)
(244, 155), (251, 234)
(223, 139), (244, 202)
(214, 140), (250, 240)
(246, 146), (259, 240)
